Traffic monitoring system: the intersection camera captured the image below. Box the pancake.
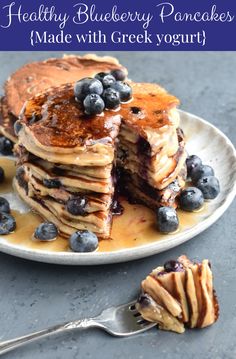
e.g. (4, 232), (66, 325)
(136, 255), (219, 333)
(178, 255), (219, 328)
(14, 179), (111, 238)
(117, 127), (186, 190)
(15, 80), (186, 239)
(136, 293), (185, 334)
(1, 54), (127, 142)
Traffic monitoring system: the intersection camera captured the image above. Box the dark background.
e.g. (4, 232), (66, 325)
(0, 52), (235, 359)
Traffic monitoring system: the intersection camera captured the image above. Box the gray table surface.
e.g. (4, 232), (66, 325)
(0, 52), (235, 359)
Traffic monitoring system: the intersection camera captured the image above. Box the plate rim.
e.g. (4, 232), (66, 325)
(0, 109), (236, 265)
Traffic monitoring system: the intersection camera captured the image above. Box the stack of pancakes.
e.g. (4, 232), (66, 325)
(117, 82), (186, 209)
(6, 54), (187, 239)
(136, 255), (219, 333)
(14, 81), (186, 239)
(0, 54), (126, 143)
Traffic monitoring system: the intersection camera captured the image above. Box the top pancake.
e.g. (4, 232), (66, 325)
(20, 82), (179, 148)
(121, 82), (179, 137)
(20, 84), (121, 149)
(4, 54), (127, 118)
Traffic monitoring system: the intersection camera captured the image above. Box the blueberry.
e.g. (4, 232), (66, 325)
(191, 164), (214, 183)
(0, 213), (16, 234)
(196, 176), (220, 199)
(34, 222), (58, 241)
(66, 196), (88, 216)
(137, 136), (151, 156)
(164, 260), (184, 273)
(131, 106), (141, 114)
(0, 167), (4, 183)
(100, 74), (116, 89)
(102, 88), (120, 109)
(186, 155), (202, 177)
(157, 271), (167, 276)
(0, 197), (10, 213)
(43, 178), (61, 188)
(14, 120), (23, 136)
(69, 230), (98, 252)
(110, 81), (132, 102)
(111, 199), (124, 215)
(0, 137), (13, 155)
(83, 94), (105, 115)
(110, 69), (126, 81)
(16, 167), (28, 193)
(137, 293), (151, 307)
(95, 72), (108, 83)
(179, 187), (204, 211)
(74, 77), (103, 101)
(156, 207), (179, 233)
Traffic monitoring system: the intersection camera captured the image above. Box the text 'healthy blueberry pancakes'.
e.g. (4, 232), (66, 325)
(0, 54), (127, 143)
(13, 76), (187, 240)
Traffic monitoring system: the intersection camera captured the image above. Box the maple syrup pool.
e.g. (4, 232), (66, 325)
(0, 157), (207, 253)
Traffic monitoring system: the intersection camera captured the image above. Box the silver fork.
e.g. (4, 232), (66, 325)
(0, 300), (156, 356)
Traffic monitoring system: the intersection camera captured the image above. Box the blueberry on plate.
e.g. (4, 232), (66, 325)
(110, 81), (132, 102)
(0, 167), (4, 183)
(179, 187), (204, 211)
(101, 74), (116, 88)
(186, 155), (202, 177)
(66, 196), (88, 216)
(164, 260), (184, 273)
(74, 77), (103, 101)
(196, 176), (220, 199)
(34, 222), (58, 241)
(83, 94), (105, 115)
(0, 197), (10, 213)
(0, 213), (16, 234)
(43, 178), (61, 188)
(69, 230), (98, 252)
(156, 206), (179, 233)
(110, 69), (126, 81)
(102, 88), (121, 109)
(0, 137), (13, 155)
(191, 164), (214, 183)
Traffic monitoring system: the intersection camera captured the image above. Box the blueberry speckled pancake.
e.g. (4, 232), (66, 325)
(15, 81), (186, 239)
(1, 54), (127, 142)
(136, 255), (219, 333)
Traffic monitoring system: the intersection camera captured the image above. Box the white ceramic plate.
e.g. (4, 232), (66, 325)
(0, 110), (235, 265)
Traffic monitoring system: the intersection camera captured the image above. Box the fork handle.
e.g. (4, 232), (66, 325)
(0, 318), (97, 356)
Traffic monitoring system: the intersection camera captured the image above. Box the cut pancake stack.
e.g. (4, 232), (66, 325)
(117, 82), (187, 209)
(136, 255), (219, 333)
(13, 63), (187, 240)
(0, 54), (127, 143)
